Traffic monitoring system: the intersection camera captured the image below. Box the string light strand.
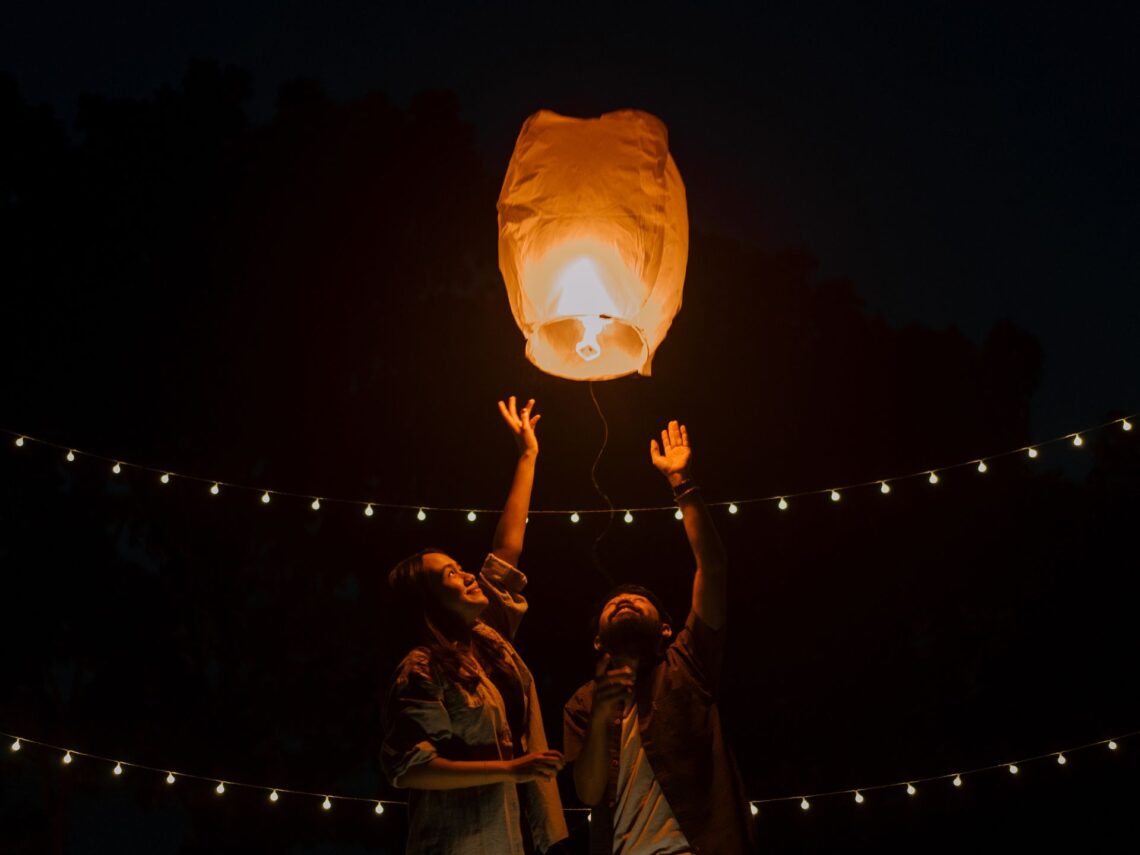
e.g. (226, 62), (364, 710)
(3, 413), (1134, 517)
(3, 727), (1133, 813)
(748, 730), (1137, 806)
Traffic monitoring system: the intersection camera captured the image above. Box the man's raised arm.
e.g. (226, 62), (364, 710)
(650, 420), (728, 629)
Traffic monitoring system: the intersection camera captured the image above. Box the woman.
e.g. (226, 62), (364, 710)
(381, 396), (569, 854)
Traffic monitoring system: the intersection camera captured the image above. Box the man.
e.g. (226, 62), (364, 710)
(563, 419), (754, 855)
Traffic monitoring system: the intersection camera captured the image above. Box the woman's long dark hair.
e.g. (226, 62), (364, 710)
(388, 549), (518, 696)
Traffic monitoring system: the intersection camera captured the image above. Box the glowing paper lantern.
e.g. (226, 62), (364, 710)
(498, 110), (688, 380)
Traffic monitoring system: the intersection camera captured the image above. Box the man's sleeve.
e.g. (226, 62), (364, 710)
(562, 685), (591, 764)
(671, 609), (726, 695)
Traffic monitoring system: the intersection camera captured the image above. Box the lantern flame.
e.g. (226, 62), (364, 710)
(576, 316), (611, 362)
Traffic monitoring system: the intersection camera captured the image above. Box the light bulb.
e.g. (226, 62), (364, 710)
(364, 504), (374, 517)
(977, 460), (988, 473)
(928, 471), (939, 485)
(1027, 447), (1038, 459)
(624, 511), (633, 524)
(322, 796), (332, 810)
(906, 783), (916, 796)
(1056, 753), (1067, 765)
(210, 482), (219, 495)
(880, 481), (891, 494)
(1123, 419), (1133, 432)
(953, 774), (962, 787)
(311, 498), (321, 510)
(14, 436), (24, 447)
(161, 473), (171, 484)
(778, 497), (788, 510)
(587, 811), (592, 823)
(467, 510), (477, 522)
(800, 797), (810, 810)
(750, 802), (759, 816)
(728, 503), (739, 514)
(830, 490), (840, 502)
(166, 772), (176, 784)
(1108, 740), (1118, 751)
(1072, 434), (1084, 447)
(113, 762), (123, 776)
(62, 751), (72, 765)
(261, 491), (271, 504)
(854, 791), (864, 804)
(1008, 764), (1019, 774)
(66, 450), (75, 462)
(270, 789), (279, 802)
(374, 801), (385, 815)
(112, 463), (122, 475)
(570, 512), (580, 523)
(416, 508), (426, 521)
(216, 782), (225, 795)
(674, 508), (683, 520)
(10, 739), (20, 752)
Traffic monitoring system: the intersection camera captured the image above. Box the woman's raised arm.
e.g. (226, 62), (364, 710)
(491, 396), (540, 568)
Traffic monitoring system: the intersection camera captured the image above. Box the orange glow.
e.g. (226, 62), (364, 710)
(498, 110), (688, 380)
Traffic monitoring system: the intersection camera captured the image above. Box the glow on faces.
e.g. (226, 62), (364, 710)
(595, 593), (671, 650)
(420, 553), (488, 623)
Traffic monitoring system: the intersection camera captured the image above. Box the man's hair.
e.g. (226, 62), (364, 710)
(589, 583), (675, 638)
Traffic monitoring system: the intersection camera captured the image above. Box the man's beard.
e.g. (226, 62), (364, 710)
(598, 612), (662, 660)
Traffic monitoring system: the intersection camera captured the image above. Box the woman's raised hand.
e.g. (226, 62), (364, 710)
(498, 395), (541, 457)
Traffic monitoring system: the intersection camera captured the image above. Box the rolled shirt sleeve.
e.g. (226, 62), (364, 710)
(381, 651), (450, 786)
(478, 553), (529, 641)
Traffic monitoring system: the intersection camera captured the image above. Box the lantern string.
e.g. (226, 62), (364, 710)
(587, 381), (616, 584)
(1, 413), (1134, 516)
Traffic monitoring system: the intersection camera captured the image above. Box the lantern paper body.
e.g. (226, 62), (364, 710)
(497, 110), (688, 380)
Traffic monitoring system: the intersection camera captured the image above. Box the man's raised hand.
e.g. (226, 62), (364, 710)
(650, 419), (692, 486)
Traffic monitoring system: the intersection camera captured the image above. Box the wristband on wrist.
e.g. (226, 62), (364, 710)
(671, 479), (699, 501)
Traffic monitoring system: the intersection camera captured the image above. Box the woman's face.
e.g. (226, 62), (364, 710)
(420, 552), (488, 625)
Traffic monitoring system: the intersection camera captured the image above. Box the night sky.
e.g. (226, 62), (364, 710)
(2, 3), (1139, 853)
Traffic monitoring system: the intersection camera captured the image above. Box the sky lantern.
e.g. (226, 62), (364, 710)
(497, 110), (688, 380)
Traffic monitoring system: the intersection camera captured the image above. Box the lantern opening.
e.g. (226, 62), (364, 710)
(529, 315), (647, 380)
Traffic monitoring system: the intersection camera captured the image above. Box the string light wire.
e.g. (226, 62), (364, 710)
(0, 730), (404, 808)
(2, 414), (1133, 517)
(747, 730), (1137, 806)
(3, 728), (1133, 814)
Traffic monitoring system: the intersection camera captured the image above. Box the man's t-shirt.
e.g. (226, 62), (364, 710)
(612, 704), (691, 854)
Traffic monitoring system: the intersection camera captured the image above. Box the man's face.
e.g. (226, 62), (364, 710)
(420, 552), (488, 624)
(595, 593), (671, 657)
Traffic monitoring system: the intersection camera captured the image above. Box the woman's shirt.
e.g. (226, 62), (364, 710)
(381, 553), (568, 854)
